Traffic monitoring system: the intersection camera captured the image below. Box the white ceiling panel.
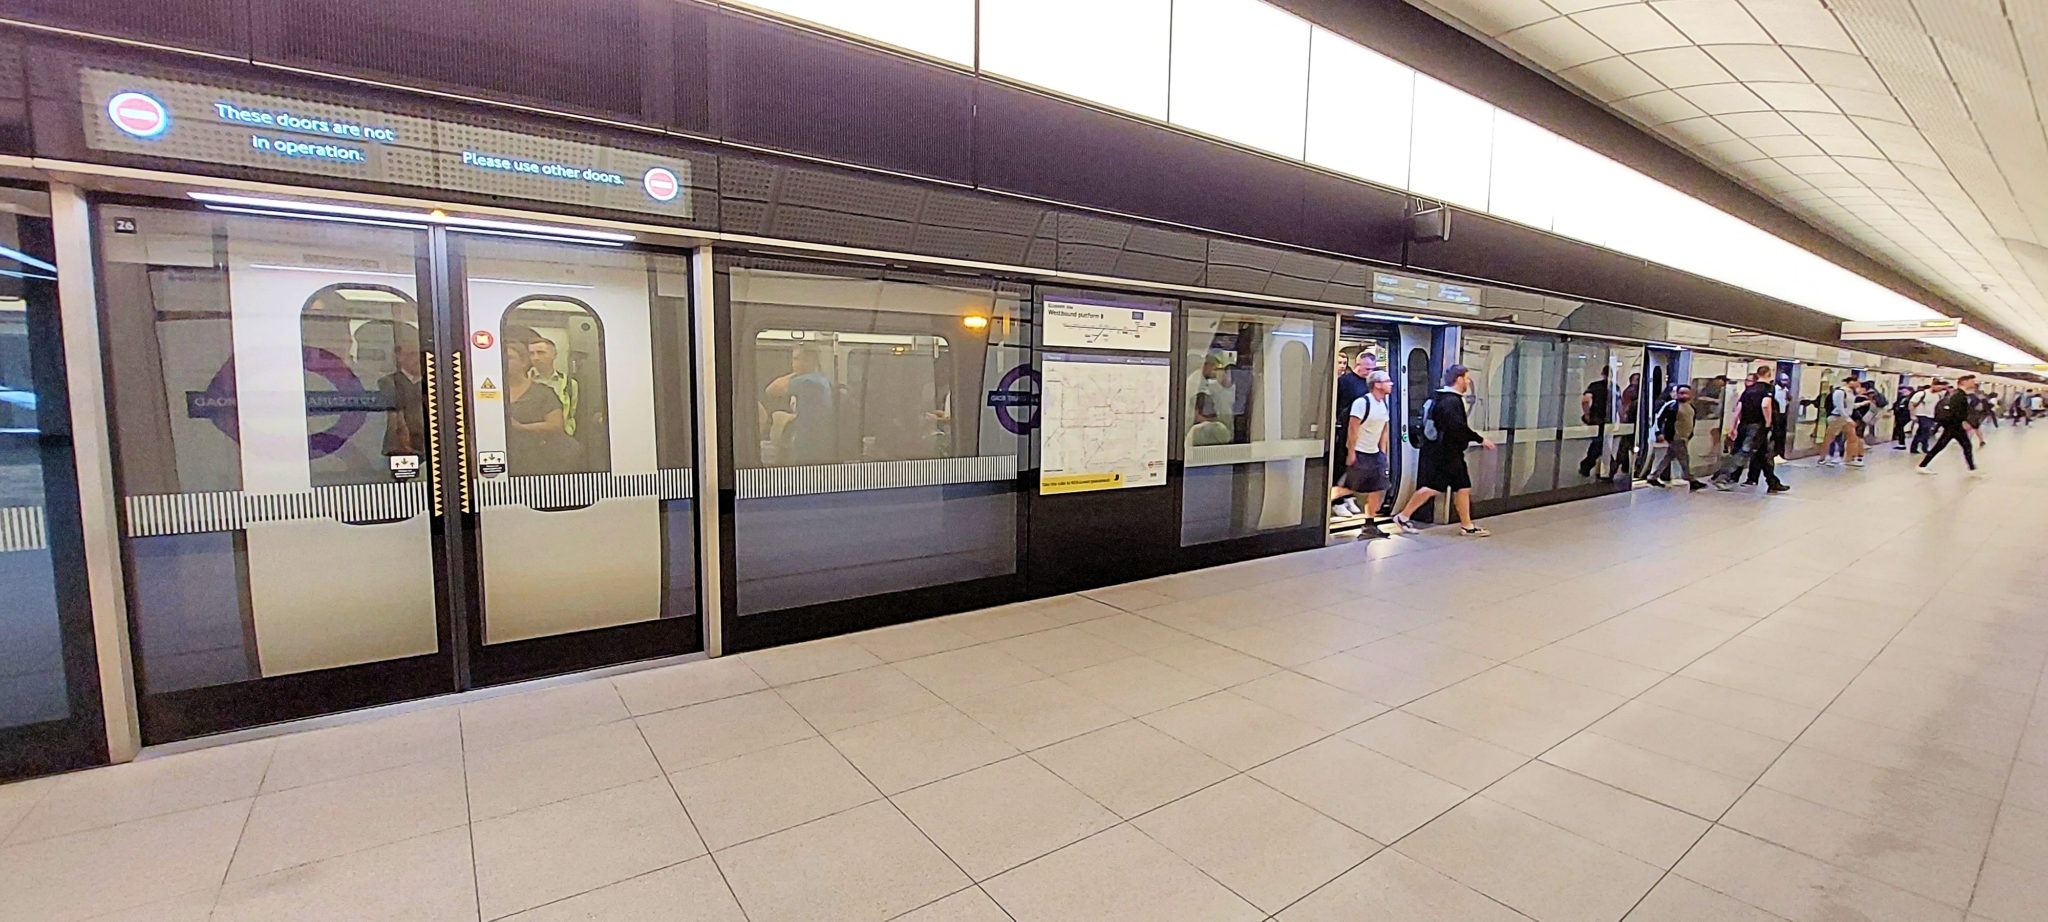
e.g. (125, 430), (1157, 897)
(1407, 0), (2048, 355)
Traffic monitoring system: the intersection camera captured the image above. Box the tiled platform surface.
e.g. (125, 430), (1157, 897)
(4, 429), (2047, 922)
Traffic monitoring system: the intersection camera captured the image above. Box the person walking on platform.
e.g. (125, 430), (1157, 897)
(1330, 350), (1373, 517)
(1892, 385), (1914, 447)
(1909, 380), (1943, 453)
(1919, 374), (1983, 476)
(1339, 371), (1395, 538)
(1645, 385), (1706, 491)
(1820, 376), (1866, 467)
(1392, 364), (1496, 537)
(1711, 364), (1789, 493)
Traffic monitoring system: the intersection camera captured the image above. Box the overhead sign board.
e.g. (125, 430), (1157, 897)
(1042, 299), (1172, 352)
(1993, 364), (2048, 374)
(1841, 318), (1959, 340)
(79, 69), (695, 220)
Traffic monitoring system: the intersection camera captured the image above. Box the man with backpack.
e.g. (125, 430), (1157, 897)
(1919, 374), (1982, 475)
(1711, 363), (1790, 493)
(1909, 380), (1942, 453)
(1390, 364), (1496, 537)
(1820, 375), (1867, 467)
(1645, 384), (1706, 491)
(1891, 384), (1914, 447)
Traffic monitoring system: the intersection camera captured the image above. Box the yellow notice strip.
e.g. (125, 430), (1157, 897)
(1041, 472), (1123, 494)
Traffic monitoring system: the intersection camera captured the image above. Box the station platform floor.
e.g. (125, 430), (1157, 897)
(4, 427), (2046, 922)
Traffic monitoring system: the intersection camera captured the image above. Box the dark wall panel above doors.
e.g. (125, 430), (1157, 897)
(248, 0), (701, 129)
(717, 11), (975, 185)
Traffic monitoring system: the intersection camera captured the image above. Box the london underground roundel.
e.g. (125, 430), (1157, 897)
(642, 167), (681, 203)
(107, 92), (171, 139)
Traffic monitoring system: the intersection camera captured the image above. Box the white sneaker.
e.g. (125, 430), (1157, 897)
(1850, 458), (1866, 467)
(1390, 515), (1420, 533)
(1918, 467), (1938, 475)
(1459, 525), (1492, 538)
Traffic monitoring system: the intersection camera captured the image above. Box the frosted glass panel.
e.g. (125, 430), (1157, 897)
(1406, 77), (1494, 210)
(982, 0), (1172, 119)
(1168, 0), (1312, 157)
(733, 0), (976, 65)
(1487, 114), (1559, 232)
(1304, 28), (1413, 188)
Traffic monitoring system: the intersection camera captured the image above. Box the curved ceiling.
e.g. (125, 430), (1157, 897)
(1407, 0), (2048, 359)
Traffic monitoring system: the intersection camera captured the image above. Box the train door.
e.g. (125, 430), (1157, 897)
(1328, 324), (1397, 537)
(97, 202), (702, 742)
(99, 204), (454, 740)
(452, 237), (700, 685)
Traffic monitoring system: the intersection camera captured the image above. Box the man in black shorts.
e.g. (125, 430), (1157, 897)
(1711, 363), (1789, 493)
(1330, 350), (1373, 517)
(1391, 364), (1496, 537)
(1339, 371), (1395, 538)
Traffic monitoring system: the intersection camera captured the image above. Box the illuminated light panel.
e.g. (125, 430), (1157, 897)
(981, 0), (1171, 120)
(1168, 0), (1312, 158)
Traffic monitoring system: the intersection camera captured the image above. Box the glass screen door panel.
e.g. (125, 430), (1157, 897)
(97, 204), (449, 741)
(1179, 303), (1332, 546)
(455, 238), (696, 653)
(0, 187), (104, 778)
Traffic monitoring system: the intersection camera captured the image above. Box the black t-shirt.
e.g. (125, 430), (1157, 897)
(1583, 380), (1611, 425)
(1336, 372), (1369, 430)
(1737, 381), (1775, 428)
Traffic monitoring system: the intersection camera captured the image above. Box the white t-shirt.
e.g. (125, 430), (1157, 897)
(1348, 394), (1390, 455)
(1909, 388), (1936, 417)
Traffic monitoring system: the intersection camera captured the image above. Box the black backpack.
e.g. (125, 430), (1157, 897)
(1409, 396), (1439, 448)
(1654, 400), (1680, 441)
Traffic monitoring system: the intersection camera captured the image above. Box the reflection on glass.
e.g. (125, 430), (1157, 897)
(301, 285), (425, 488)
(1688, 354), (1739, 469)
(1181, 305), (1330, 545)
(1460, 331), (1513, 503)
(727, 263), (1027, 615)
(0, 190), (71, 733)
(464, 238), (689, 646)
(99, 206), (439, 692)
(753, 330), (954, 466)
(500, 299), (609, 476)
(1507, 335), (1564, 497)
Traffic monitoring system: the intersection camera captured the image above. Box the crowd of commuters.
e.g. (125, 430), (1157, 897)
(1335, 350), (2040, 537)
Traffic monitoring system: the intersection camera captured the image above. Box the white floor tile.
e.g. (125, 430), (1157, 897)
(9, 741), (272, 844)
(261, 707), (462, 793)
(826, 704), (1018, 795)
(211, 827), (476, 922)
(0, 800), (250, 922)
(669, 737), (880, 849)
(230, 756), (469, 880)
(1134, 775), (1380, 913)
(1277, 849), (1529, 922)
(716, 801), (969, 922)
(1142, 691), (1327, 770)
(472, 777), (704, 919)
(634, 689), (816, 772)
(892, 756), (1118, 880)
(1251, 737), (1466, 842)
(464, 720), (661, 820)
(982, 825), (1261, 922)
(1031, 720), (1233, 818)
(774, 665), (944, 734)
(1395, 797), (1664, 922)
(611, 657), (766, 716)
(497, 856), (744, 922)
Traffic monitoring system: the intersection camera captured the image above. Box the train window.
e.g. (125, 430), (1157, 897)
(1179, 304), (1331, 546)
(500, 298), (610, 476)
(753, 330), (953, 466)
(724, 260), (1029, 617)
(301, 284), (425, 488)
